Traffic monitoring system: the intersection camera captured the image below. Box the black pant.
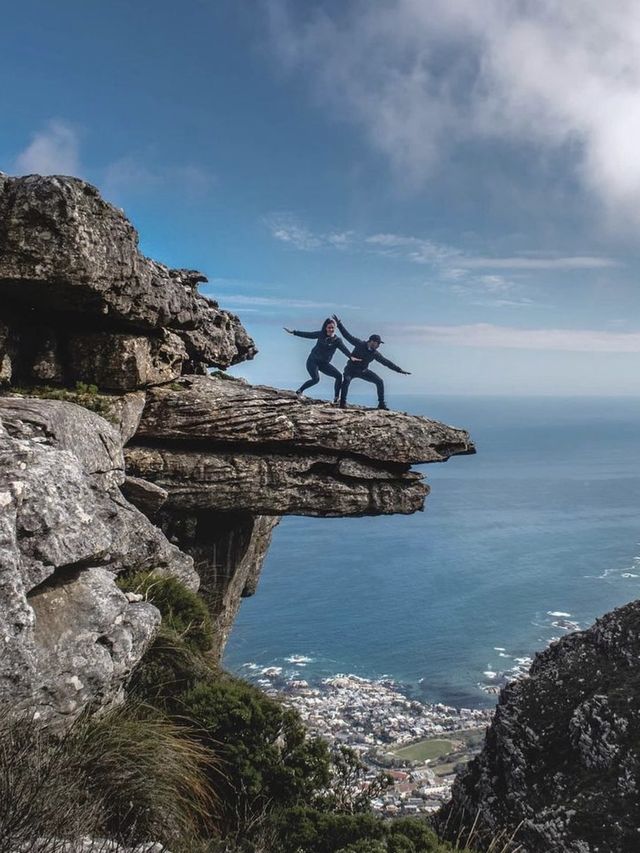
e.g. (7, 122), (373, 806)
(298, 356), (343, 397)
(340, 367), (384, 405)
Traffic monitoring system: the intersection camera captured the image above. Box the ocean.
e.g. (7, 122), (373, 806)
(224, 394), (640, 709)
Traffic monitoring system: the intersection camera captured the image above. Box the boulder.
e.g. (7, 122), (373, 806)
(68, 330), (187, 390)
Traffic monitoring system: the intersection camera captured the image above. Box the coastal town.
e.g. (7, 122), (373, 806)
(249, 667), (494, 815)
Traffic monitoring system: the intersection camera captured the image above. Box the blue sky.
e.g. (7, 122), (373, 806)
(2, 0), (640, 396)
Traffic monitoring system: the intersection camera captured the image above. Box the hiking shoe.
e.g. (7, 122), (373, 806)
(332, 397), (340, 405)
(338, 401), (347, 409)
(377, 401), (389, 410)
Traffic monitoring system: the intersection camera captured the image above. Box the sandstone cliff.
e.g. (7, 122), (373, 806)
(0, 174), (474, 723)
(441, 600), (640, 853)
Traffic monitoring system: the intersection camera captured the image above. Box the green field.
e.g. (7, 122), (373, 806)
(392, 737), (461, 763)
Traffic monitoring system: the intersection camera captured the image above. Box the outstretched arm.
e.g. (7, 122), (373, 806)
(374, 351), (411, 374)
(284, 328), (321, 339)
(332, 315), (361, 346)
(335, 337), (352, 358)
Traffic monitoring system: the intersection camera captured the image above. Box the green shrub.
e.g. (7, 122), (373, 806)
(271, 808), (464, 853)
(118, 571), (214, 653)
(179, 675), (332, 823)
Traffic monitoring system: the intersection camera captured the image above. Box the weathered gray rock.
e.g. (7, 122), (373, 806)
(69, 330), (187, 390)
(0, 397), (124, 490)
(103, 391), (146, 444)
(126, 445), (427, 516)
(441, 600), (640, 853)
(158, 510), (279, 657)
(28, 329), (64, 383)
(136, 376), (474, 465)
(0, 174), (256, 369)
(30, 567), (160, 720)
(121, 475), (168, 518)
(0, 321), (17, 384)
(0, 400), (197, 722)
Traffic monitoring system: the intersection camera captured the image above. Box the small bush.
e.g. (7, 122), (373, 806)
(118, 571), (214, 653)
(271, 808), (464, 853)
(178, 675), (332, 827)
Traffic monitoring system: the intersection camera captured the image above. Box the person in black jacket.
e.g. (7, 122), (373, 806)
(284, 317), (354, 402)
(332, 315), (411, 410)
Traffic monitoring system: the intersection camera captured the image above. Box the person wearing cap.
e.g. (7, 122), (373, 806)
(332, 315), (411, 410)
(283, 317), (353, 403)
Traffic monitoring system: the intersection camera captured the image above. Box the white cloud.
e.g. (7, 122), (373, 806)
(398, 323), (640, 352)
(265, 213), (354, 250)
(458, 256), (619, 271)
(218, 293), (360, 310)
(265, 213), (323, 249)
(267, 0), (640, 223)
(13, 120), (82, 176)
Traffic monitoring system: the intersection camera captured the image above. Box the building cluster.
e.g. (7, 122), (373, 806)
(256, 671), (493, 814)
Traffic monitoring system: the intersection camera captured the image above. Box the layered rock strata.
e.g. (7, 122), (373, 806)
(125, 375), (474, 517)
(441, 601), (640, 853)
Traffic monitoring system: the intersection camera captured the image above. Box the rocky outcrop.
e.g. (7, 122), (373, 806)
(0, 174), (475, 716)
(0, 174), (256, 383)
(135, 376), (472, 464)
(441, 601), (640, 853)
(125, 375), (474, 518)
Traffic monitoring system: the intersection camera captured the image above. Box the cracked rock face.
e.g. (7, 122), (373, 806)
(159, 510), (279, 658)
(136, 376), (474, 465)
(126, 375), (473, 518)
(0, 174), (256, 372)
(441, 600), (640, 853)
(0, 400), (196, 723)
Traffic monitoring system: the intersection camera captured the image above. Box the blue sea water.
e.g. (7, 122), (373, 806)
(224, 395), (640, 709)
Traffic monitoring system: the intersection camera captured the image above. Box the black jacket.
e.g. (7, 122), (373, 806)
(293, 329), (351, 363)
(336, 320), (404, 373)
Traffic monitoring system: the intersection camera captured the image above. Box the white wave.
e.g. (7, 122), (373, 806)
(547, 611), (571, 617)
(284, 655), (315, 664)
(261, 666), (283, 677)
(622, 572), (638, 578)
(493, 647), (506, 652)
(483, 670), (497, 679)
(498, 652), (511, 658)
(552, 619), (580, 631)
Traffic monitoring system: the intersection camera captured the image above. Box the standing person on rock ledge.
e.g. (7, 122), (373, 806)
(284, 317), (356, 403)
(332, 315), (411, 410)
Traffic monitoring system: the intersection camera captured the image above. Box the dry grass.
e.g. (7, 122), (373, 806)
(0, 703), (219, 852)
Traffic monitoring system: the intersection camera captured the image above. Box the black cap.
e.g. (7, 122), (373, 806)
(368, 334), (384, 344)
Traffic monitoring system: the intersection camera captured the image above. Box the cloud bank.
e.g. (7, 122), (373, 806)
(267, 0), (640, 223)
(399, 323), (640, 353)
